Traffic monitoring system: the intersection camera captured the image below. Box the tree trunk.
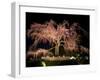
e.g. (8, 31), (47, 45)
(55, 45), (59, 56)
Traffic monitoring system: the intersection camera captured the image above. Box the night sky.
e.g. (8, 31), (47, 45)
(26, 12), (89, 31)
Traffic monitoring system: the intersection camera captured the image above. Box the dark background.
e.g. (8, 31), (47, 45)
(26, 12), (90, 51)
(26, 12), (89, 31)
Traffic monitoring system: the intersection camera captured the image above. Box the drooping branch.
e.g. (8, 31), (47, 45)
(27, 19), (89, 57)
